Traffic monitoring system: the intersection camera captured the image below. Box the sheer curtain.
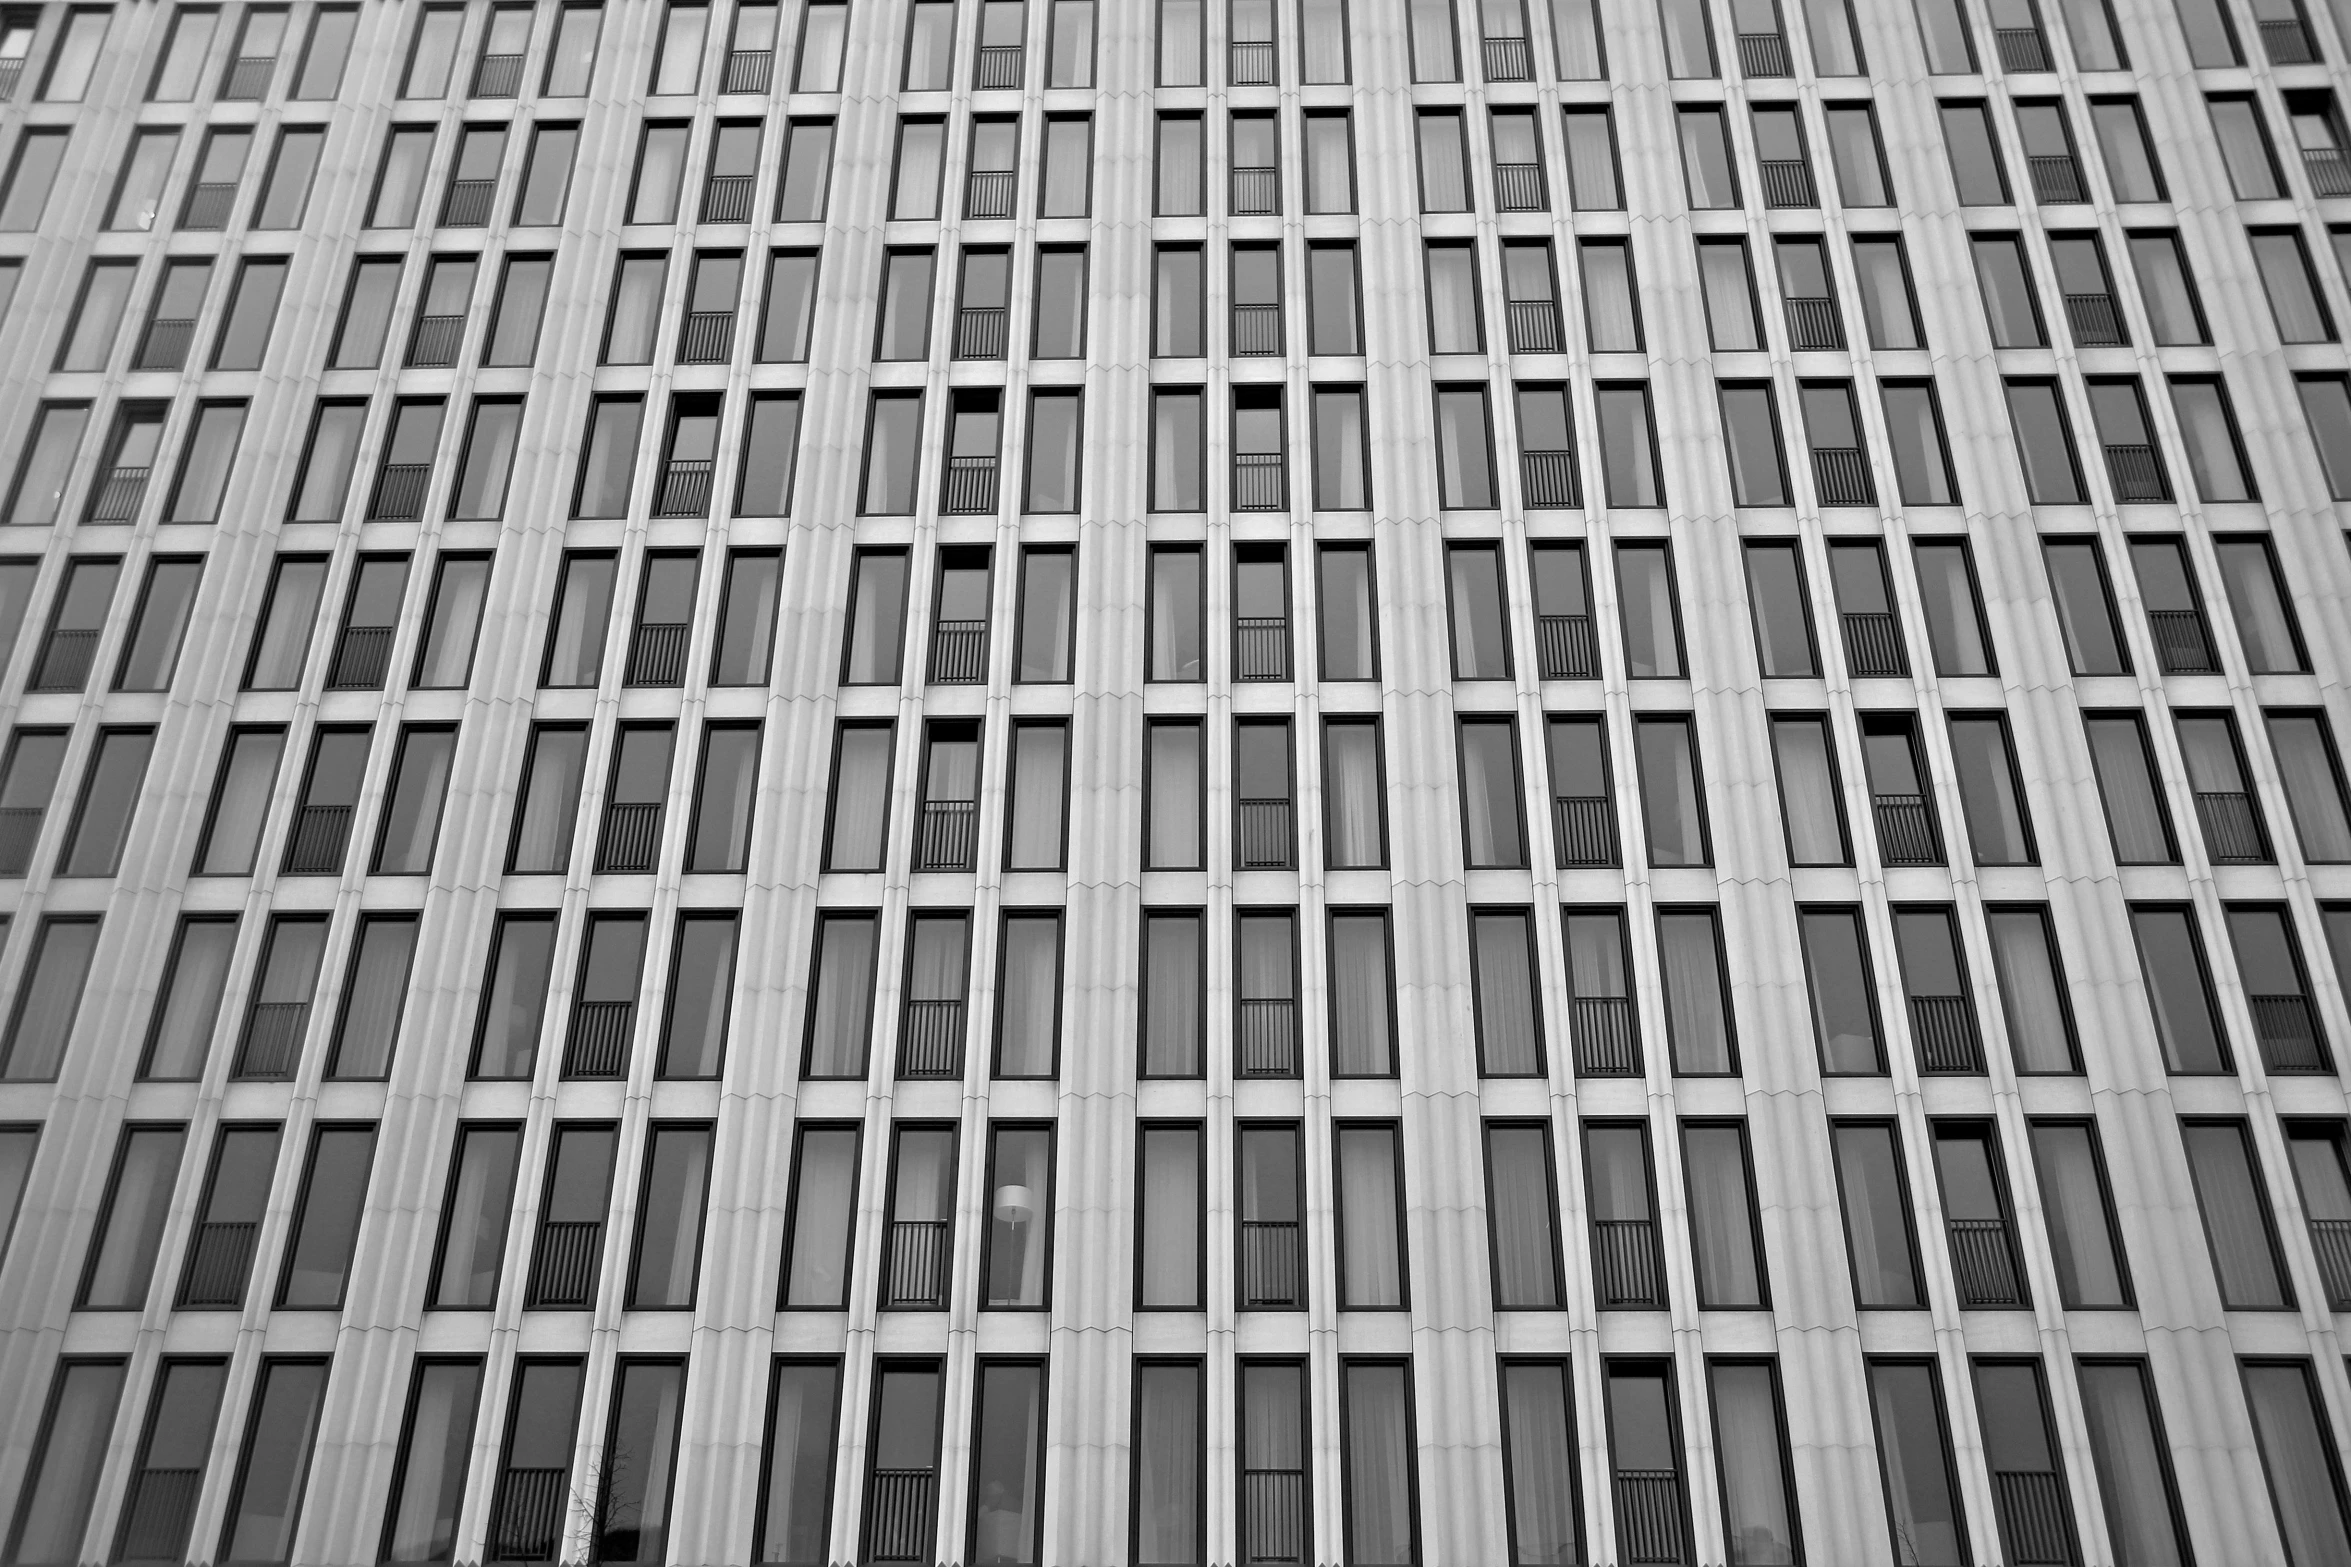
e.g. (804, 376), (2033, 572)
(1834, 1126), (1918, 1305)
(1868, 1364), (1965, 1567)
(146, 920), (237, 1079)
(1581, 242), (1641, 352)
(1617, 551), (1679, 675)
(1987, 910), (2074, 1071)
(826, 728), (891, 871)
(1305, 117), (1353, 211)
(1335, 728), (1382, 864)
(1683, 1126), (1761, 1304)
(2241, 1364), (2351, 1565)
(1150, 552), (1202, 677)
(1637, 719), (1703, 863)
(2183, 1125), (2287, 1305)
(385, 1362), (480, 1562)
(1427, 247), (1481, 351)
(1710, 1363), (1797, 1565)
(1549, 0), (1601, 74)
(1501, 1363), (1579, 1563)
(892, 1130), (954, 1223)
(2085, 720), (2170, 862)
(760, 1364), (839, 1563)
(971, 1363), (1043, 1565)
(1157, 0), (1202, 83)
(513, 729), (588, 872)
(1156, 118), (1201, 215)
(331, 917), (417, 1078)
(1143, 914), (1202, 1076)
(1148, 723), (1201, 868)
(1008, 725), (1067, 868)
(1565, 913), (1626, 998)
(1659, 912), (1732, 1072)
(1418, 116), (1468, 210)
(2269, 715), (2351, 859)
(784, 1130), (855, 1305)
(2215, 542), (2299, 667)
(2029, 1123), (2125, 1306)
(1461, 723), (1521, 864)
(2176, 384), (2253, 502)
(692, 727), (759, 871)
(996, 917), (1059, 1077)
(1487, 1126), (1559, 1306)
(379, 731), (455, 873)
(1140, 1128), (1200, 1306)
(1342, 1364), (1415, 1566)
(1239, 914), (1293, 1001)
(1242, 1363), (1303, 1471)
(475, 920), (553, 1078)
(2076, 1363), (2189, 1567)
(1338, 1127), (1402, 1305)
(908, 916), (967, 1004)
(1563, 114), (1617, 206)
(1134, 1364), (1201, 1564)
(1438, 389), (1495, 508)
(1474, 915), (1541, 1073)
(1300, 0), (1347, 80)
(1329, 914), (1393, 1075)
(806, 917), (876, 1076)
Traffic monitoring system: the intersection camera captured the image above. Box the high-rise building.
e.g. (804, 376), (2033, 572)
(2, 0), (2351, 1560)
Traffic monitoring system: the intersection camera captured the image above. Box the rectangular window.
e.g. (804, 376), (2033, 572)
(234, 916), (326, 1080)
(1634, 715), (1708, 865)
(117, 1360), (231, 1563)
(327, 914), (417, 1080)
(1744, 542), (1818, 677)
(140, 916), (236, 1081)
(2, 915), (100, 1080)
(8, 1361), (123, 1561)
(278, 1124), (375, 1309)
(1498, 1361), (1581, 1564)
(1564, 908), (1639, 1077)
(2252, 227), (2335, 342)
(2298, 376), (2351, 497)
(2043, 541), (2127, 673)
(2005, 379), (2085, 503)
(2130, 904), (2227, 1071)
(2269, 711), (2351, 862)
(1596, 383), (1662, 505)
(1471, 910), (1543, 1076)
(756, 1361), (841, 1562)
(1585, 1123), (1663, 1306)
(625, 1126), (710, 1309)
(1136, 1124), (1205, 1309)
(1335, 1124), (1405, 1308)
(63, 259), (136, 368)
(2214, 537), (2305, 671)
(1132, 1360), (1203, 1563)
(1683, 1121), (1765, 1306)
(657, 912), (738, 1080)
(1719, 383), (1787, 506)
(2029, 1120), (2130, 1306)
(1484, 1123), (1562, 1309)
(1986, 906), (2078, 1073)
(468, 916), (556, 1081)
(1679, 105), (1737, 205)
(1947, 714), (2033, 865)
(2075, 1360), (2193, 1566)
(1912, 538), (1991, 675)
(1771, 715), (1849, 866)
(2183, 1119), (2292, 1307)
(1459, 718), (1527, 868)
(56, 727), (153, 877)
(1603, 1363), (1689, 1558)
(1931, 1120), (2026, 1305)
(1531, 544), (1596, 678)
(78, 1123), (186, 1307)
(980, 1125), (1052, 1309)
(1617, 542), (1685, 677)
(1580, 237), (1642, 352)
(371, 726), (455, 875)
(1865, 1360), (1968, 1559)
(1339, 1362), (1417, 1564)
(1940, 100), (2008, 203)
(1803, 908), (1883, 1074)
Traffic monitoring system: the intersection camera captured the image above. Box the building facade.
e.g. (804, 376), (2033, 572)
(3, 0), (2351, 1561)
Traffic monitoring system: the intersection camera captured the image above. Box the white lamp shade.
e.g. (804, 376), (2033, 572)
(993, 1185), (1036, 1225)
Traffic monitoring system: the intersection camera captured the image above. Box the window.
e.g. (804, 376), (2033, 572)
(1417, 109), (1468, 211)
(327, 914), (417, 1080)
(1596, 384), (1662, 506)
(779, 1125), (858, 1305)
(2228, 905), (2331, 1073)
(115, 1360), (231, 1562)
(1826, 104), (1892, 203)
(139, 916), (235, 1081)
(7, 1361), (126, 1563)
(2210, 95), (2285, 198)
(1562, 108), (1621, 208)
(2180, 1119), (2295, 1307)
(890, 118), (947, 220)
(1614, 542), (1684, 677)
(192, 728), (285, 875)
(0, 129), (65, 230)
(1683, 1122), (1765, 1305)
(231, 915), (326, 1080)
(1860, 714), (1939, 865)
(862, 393), (923, 514)
(1235, 913), (1299, 1080)
(1970, 1361), (2081, 1567)
(1131, 1360), (1203, 1564)
(1898, 908), (1983, 1073)
(371, 726), (454, 875)
(1491, 109), (1545, 210)
(1154, 245), (1204, 357)
(1131, 912), (1206, 1082)
(1442, 545), (1510, 680)
(592, 722), (676, 875)
(1948, 714), (2033, 864)
(1986, 906), (2077, 1073)
(1603, 1363), (1689, 1557)
(1708, 1361), (1801, 1564)
(413, 555), (489, 689)
(61, 259), (137, 372)
(2166, 379), (2255, 503)
(1804, 909), (1883, 1073)
(1026, 390), (1082, 512)
(1471, 911), (1543, 1076)
(2300, 376), (2351, 497)
(1830, 1122), (1918, 1303)
(2267, 711), (2351, 862)
(79, 1123), (185, 1307)
(1544, 716), (1618, 868)
(4, 403), (90, 526)
(775, 119), (834, 220)
(1485, 1124), (1562, 1308)
(1309, 547), (1377, 686)
(1770, 716), (1849, 866)
(508, 717), (590, 875)
(2212, 537), (2303, 671)
(1658, 0), (1716, 72)
(1459, 719), (1527, 868)
(1940, 101), (2009, 203)
(2005, 380), (2084, 503)
(1585, 1123), (1663, 1306)
(2086, 376), (2170, 502)
(623, 1126), (710, 1309)
(278, 1125), (375, 1308)
(1324, 723), (1386, 871)
(876, 248), (935, 361)
(1498, 1360), (1582, 1564)
(1039, 114), (1090, 215)
(2177, 711), (2268, 862)
(941, 391), (1001, 512)
(211, 259), (288, 370)
(2021, 1122), (2131, 1311)
(1866, 1361), (1969, 1560)
(601, 255), (664, 366)
(254, 126), (325, 229)
(367, 126), (434, 225)
(543, 5), (600, 93)
(1157, 113), (1203, 214)
(2252, 228), (2335, 342)
(758, 250), (818, 361)
(1580, 238), (1642, 352)
(1800, 381), (1874, 505)
(112, 558), (203, 693)
(2125, 232), (2207, 348)
(1305, 111), (1354, 211)
(1753, 105), (1815, 206)
(2071, 1361), (2193, 1567)
(2132, 906), (2228, 1072)
(1032, 245), (1086, 358)
(1678, 105), (1737, 206)
(801, 912), (879, 1079)
(1853, 238), (1923, 347)
(1913, 539), (1991, 675)
(1338, 1362), (1417, 1565)
(2087, 711), (2176, 860)
(1972, 235), (2046, 348)
(1719, 385), (1788, 507)
(1635, 715), (1708, 865)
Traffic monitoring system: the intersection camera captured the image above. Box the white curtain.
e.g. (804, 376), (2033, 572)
(1437, 390), (1494, 508)
(1134, 1365), (1201, 1562)
(146, 919), (236, 1079)
(1147, 724), (1201, 868)
(806, 918), (876, 1076)
(1711, 1364), (1797, 1565)
(2184, 1125), (2287, 1305)
(1427, 248), (1480, 352)
(1684, 1127), (1761, 1305)
(1834, 1126), (1916, 1303)
(1501, 1364), (1578, 1560)
(1329, 914), (1392, 1075)
(907, 916), (967, 1004)
(1242, 1364), (1302, 1468)
(2270, 715), (2351, 859)
(1659, 912), (1732, 1072)
(1473, 915), (1540, 1073)
(1338, 1128), (1402, 1305)
(385, 1362), (480, 1562)
(1008, 725), (1067, 868)
(760, 1364), (839, 1562)
(2241, 1366), (2351, 1566)
(996, 917), (1059, 1076)
(2030, 1123), (2126, 1306)
(794, 4), (845, 90)
(2085, 720), (2170, 863)
(1418, 115), (1468, 210)
(2215, 541), (2299, 667)
(1155, 118), (1201, 216)
(1139, 1129), (1200, 1305)
(1869, 1365), (1965, 1567)
(692, 727), (758, 872)
(1461, 722), (1521, 865)
(1144, 915), (1202, 1076)
(81, 1128), (184, 1307)
(828, 727), (891, 871)
(1407, 0), (1457, 75)
(1583, 242), (1641, 351)
(331, 918), (417, 1078)
(1563, 114), (1617, 206)
(379, 730), (455, 874)
(1301, 0), (1347, 79)
(892, 1130), (954, 1222)
(1803, 0), (1859, 71)
(1342, 1364), (1415, 1565)
(1306, 115), (1353, 210)
(1041, 120), (1089, 217)
(1324, 723), (1383, 868)
(1486, 1127), (1559, 1306)
(2174, 383), (2252, 502)
(1238, 914), (1294, 1001)
(1566, 913), (1627, 998)
(784, 1130), (856, 1304)
(2076, 1364), (2189, 1567)
(1158, 0), (1202, 83)
(1988, 910), (2073, 1072)
(1152, 393), (1201, 510)
(1638, 719), (1701, 863)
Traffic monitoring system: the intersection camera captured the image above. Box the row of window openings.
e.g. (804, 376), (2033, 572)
(43, 1099), (2351, 1333)
(29, 1342), (2337, 1567)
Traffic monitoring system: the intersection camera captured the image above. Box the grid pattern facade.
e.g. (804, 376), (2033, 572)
(2, 0), (2351, 1562)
